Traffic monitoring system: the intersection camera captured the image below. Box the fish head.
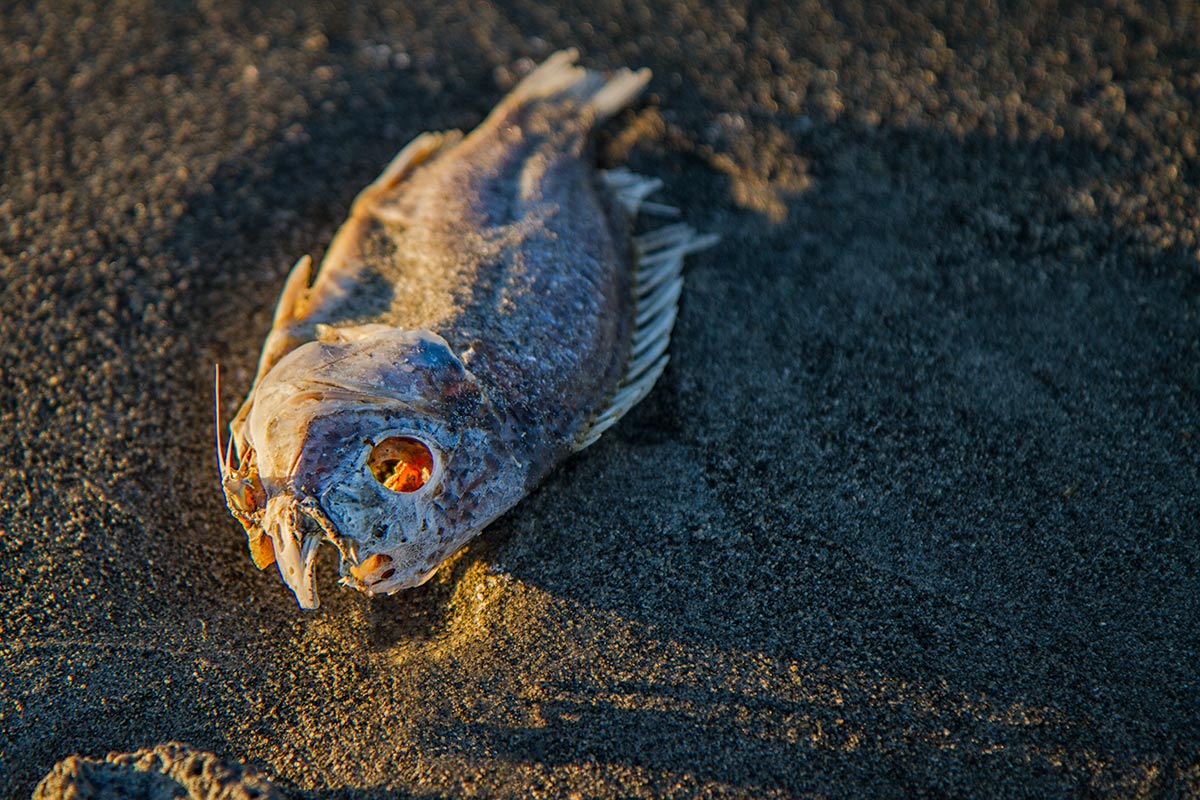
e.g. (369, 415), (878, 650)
(225, 327), (524, 608)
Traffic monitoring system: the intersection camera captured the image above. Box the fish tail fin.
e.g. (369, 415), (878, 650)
(493, 49), (651, 130)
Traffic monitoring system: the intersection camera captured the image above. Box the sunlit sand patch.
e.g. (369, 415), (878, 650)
(701, 119), (812, 223)
(250, 568), (1141, 797)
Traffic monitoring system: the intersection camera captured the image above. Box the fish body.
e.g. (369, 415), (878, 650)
(219, 50), (716, 608)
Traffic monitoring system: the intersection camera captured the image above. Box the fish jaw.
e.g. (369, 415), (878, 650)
(340, 548), (441, 596)
(262, 495), (325, 609)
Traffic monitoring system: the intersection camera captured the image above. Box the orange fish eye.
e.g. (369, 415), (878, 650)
(367, 436), (435, 493)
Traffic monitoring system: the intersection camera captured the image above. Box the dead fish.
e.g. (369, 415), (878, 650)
(216, 50), (717, 609)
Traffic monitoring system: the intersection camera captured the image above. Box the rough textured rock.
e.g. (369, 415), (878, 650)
(34, 743), (284, 800)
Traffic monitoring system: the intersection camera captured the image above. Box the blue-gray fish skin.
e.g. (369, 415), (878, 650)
(218, 50), (716, 608)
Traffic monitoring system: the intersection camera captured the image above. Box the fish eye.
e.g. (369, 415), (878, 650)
(367, 436), (435, 493)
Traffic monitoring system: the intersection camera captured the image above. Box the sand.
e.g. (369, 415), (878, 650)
(3, 1), (1198, 797)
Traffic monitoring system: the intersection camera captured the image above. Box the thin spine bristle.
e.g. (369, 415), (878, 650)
(213, 364), (226, 480)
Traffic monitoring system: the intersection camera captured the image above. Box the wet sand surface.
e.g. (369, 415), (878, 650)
(3, 1), (1199, 797)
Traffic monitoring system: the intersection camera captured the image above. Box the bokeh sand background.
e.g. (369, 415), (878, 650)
(3, 1), (1199, 796)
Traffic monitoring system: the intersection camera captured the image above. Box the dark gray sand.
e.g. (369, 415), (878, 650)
(3, 1), (1198, 797)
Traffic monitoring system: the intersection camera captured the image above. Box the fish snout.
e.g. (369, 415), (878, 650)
(263, 495), (324, 609)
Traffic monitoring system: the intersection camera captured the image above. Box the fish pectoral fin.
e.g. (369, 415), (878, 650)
(573, 218), (719, 452)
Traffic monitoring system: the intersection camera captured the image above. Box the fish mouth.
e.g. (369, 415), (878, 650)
(274, 525), (323, 609)
(264, 496), (341, 609)
(341, 553), (439, 596)
(261, 494), (447, 606)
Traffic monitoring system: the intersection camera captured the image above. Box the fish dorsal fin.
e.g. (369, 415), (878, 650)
(573, 173), (719, 451)
(315, 129), (464, 288)
(350, 130), (464, 219)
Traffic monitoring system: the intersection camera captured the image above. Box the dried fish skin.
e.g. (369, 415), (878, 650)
(219, 50), (717, 609)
